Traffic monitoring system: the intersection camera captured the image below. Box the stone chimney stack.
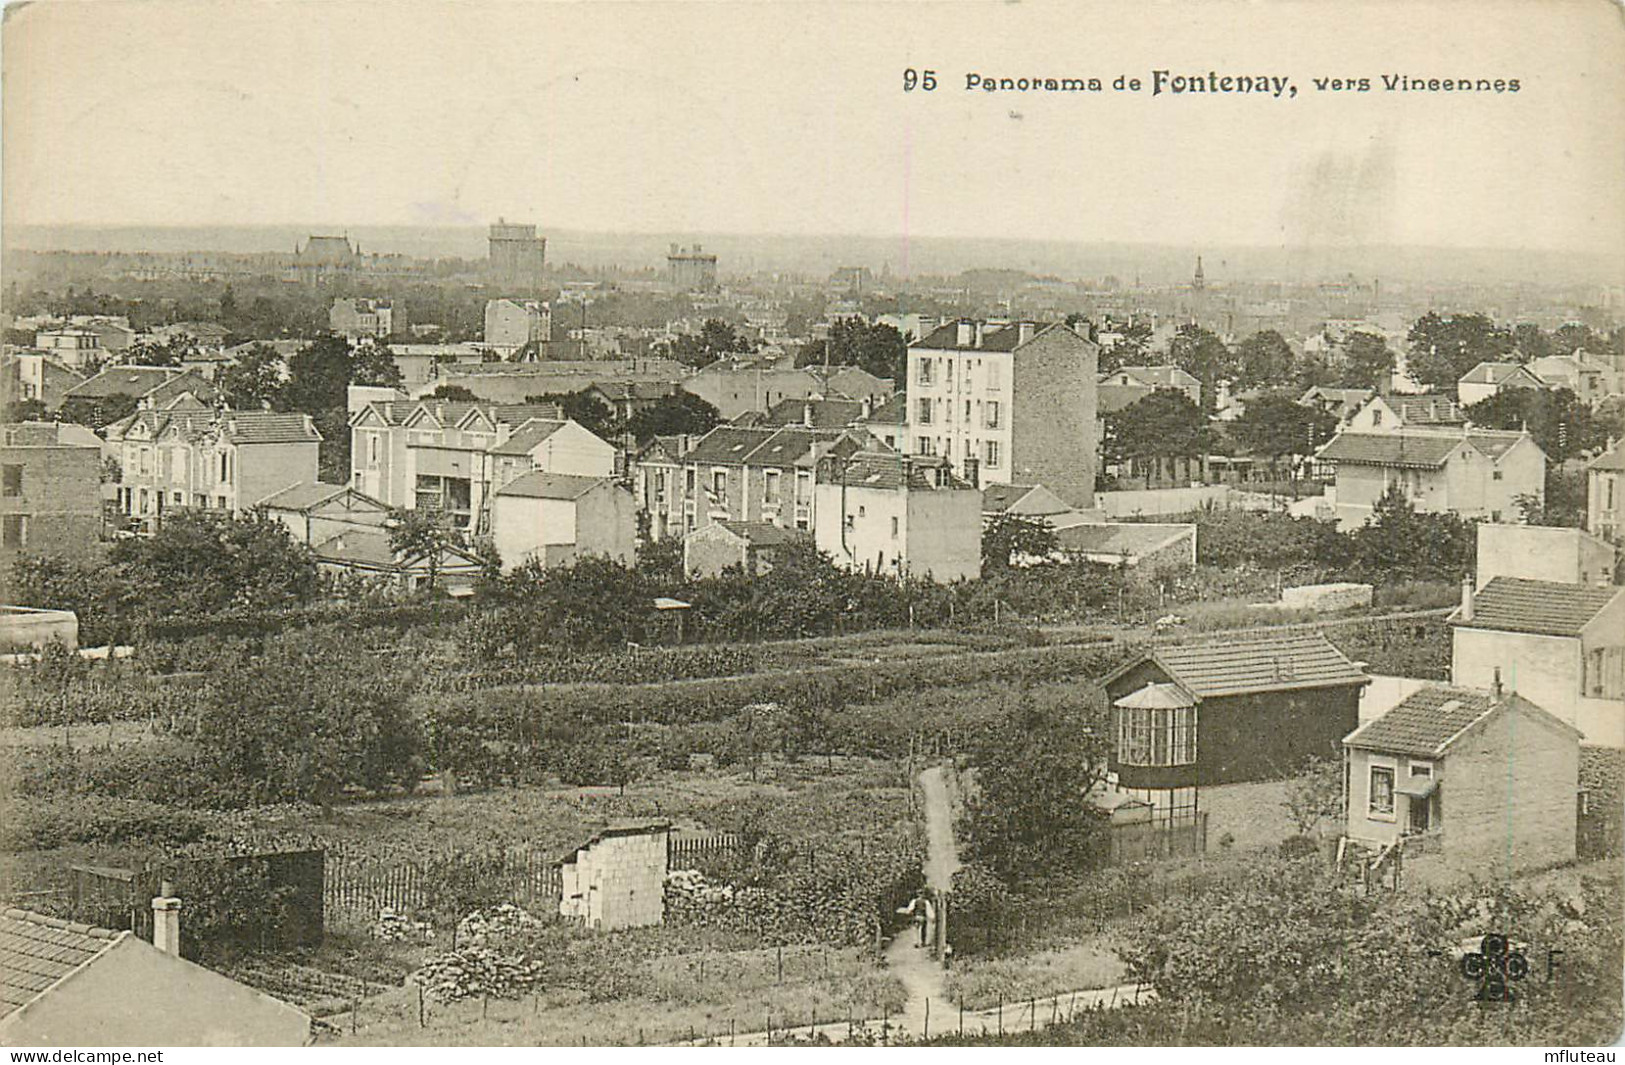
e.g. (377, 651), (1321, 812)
(1017, 321), (1036, 345)
(973, 321), (986, 348)
(956, 320), (973, 347)
(1492, 666), (1504, 699)
(803, 402), (815, 428)
(152, 880), (181, 957)
(1460, 576), (1475, 622)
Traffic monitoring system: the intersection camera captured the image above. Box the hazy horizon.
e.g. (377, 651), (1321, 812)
(6, 0), (1623, 280)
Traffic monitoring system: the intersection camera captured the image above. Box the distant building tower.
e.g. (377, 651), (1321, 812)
(488, 220), (547, 284)
(667, 244), (719, 292)
(1193, 255), (1206, 292)
(291, 235), (360, 284)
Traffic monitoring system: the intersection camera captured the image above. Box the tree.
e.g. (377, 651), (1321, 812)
(1405, 312), (1513, 390)
(1105, 388), (1207, 477)
(110, 510), (320, 618)
(352, 344), (404, 389)
(1511, 322), (1551, 362)
(963, 696), (1111, 876)
(1338, 331), (1394, 389)
(1462, 386), (1601, 464)
(218, 342), (286, 410)
(661, 318), (753, 368)
(1282, 757), (1343, 837)
(981, 513), (1058, 570)
(624, 391), (721, 442)
(385, 507), (464, 592)
(192, 629), (424, 806)
(1232, 330), (1295, 391)
(1349, 486), (1474, 582)
(796, 319), (908, 383)
(427, 384), (478, 401)
(1551, 322), (1606, 357)
(282, 335), (356, 414)
(1229, 391), (1338, 476)
(526, 390), (617, 439)
(1166, 325), (1234, 410)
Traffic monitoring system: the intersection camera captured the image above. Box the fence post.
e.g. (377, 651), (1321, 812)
(417, 984), (425, 1028)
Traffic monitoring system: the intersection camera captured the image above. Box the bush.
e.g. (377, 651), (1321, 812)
(1, 796), (211, 850)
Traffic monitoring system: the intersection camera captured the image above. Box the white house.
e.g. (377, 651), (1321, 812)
(813, 448), (981, 583)
(490, 471), (637, 571)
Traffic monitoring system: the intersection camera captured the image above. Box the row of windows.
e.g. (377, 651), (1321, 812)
(1116, 705), (1197, 767)
(124, 446), (233, 485)
(915, 356), (1003, 390)
(915, 397), (1001, 429)
(913, 438), (1002, 468)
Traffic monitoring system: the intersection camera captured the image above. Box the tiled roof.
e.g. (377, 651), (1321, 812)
(715, 520), (804, 547)
(488, 418), (567, 456)
(1114, 682), (1195, 709)
(216, 412), (323, 444)
(1393, 396), (1464, 425)
(683, 426), (779, 465)
(915, 321), (1055, 352)
(858, 394), (907, 426)
(1343, 685), (1576, 757)
(746, 427), (841, 467)
(830, 450), (973, 491)
(1455, 576), (1622, 637)
(1097, 382), (1157, 414)
(494, 470), (610, 501)
(1302, 386), (1374, 406)
(0, 908), (125, 1019)
(1107, 365), (1199, 389)
(1587, 442), (1625, 472)
(981, 483), (1040, 514)
(253, 481), (352, 512)
(1315, 431), (1464, 468)
(1460, 361), (1542, 386)
(1110, 632), (1368, 699)
(760, 397), (865, 429)
(63, 366), (185, 399)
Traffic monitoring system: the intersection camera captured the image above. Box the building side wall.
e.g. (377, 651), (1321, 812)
(1452, 628), (1583, 729)
(236, 442), (320, 514)
(1439, 710), (1578, 876)
(904, 486), (983, 582)
(1009, 328), (1098, 508)
(0, 443), (101, 557)
(491, 496), (577, 570)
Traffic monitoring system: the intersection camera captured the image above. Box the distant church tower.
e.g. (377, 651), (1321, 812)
(1192, 255), (1206, 292)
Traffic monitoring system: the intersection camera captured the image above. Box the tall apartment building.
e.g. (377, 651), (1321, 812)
(905, 319), (1099, 508)
(488, 220), (547, 284)
(667, 244), (719, 292)
(484, 299), (551, 356)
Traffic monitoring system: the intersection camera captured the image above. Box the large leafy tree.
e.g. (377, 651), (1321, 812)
(1462, 386), (1601, 464)
(662, 318), (754, 369)
(1166, 325), (1235, 411)
(1232, 330), (1295, 391)
(795, 319), (908, 383)
(58, 392), (139, 430)
(218, 342), (286, 410)
(281, 335), (356, 414)
(625, 391), (721, 442)
(191, 629), (423, 806)
(963, 696), (1111, 876)
(1405, 312), (1513, 390)
(1105, 388), (1208, 468)
(109, 510), (320, 618)
(1349, 486), (1474, 582)
(1338, 331), (1395, 389)
(1230, 391), (1338, 474)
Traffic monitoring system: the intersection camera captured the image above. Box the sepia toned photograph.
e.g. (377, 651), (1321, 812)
(0, 0), (1622, 1051)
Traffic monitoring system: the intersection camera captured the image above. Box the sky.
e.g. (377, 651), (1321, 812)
(3, 0), (1624, 257)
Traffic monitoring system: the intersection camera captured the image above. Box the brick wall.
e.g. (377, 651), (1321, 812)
(1009, 327), (1097, 509)
(1439, 706), (1578, 877)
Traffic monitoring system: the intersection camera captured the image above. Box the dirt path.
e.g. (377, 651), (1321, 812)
(878, 764), (961, 1040)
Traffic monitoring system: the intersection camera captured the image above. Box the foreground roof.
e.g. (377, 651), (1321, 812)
(1588, 441), (1625, 473)
(1104, 632), (1368, 699)
(1343, 685), (1578, 757)
(713, 520), (805, 547)
(832, 449), (974, 491)
(487, 418), (569, 456)
(0, 909), (125, 1020)
(493, 470), (611, 500)
(1454, 576), (1622, 637)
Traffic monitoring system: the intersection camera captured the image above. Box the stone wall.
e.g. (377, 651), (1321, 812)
(559, 822), (670, 931)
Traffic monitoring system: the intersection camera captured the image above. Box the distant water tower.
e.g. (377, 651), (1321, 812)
(488, 219), (547, 285)
(1193, 255), (1206, 292)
